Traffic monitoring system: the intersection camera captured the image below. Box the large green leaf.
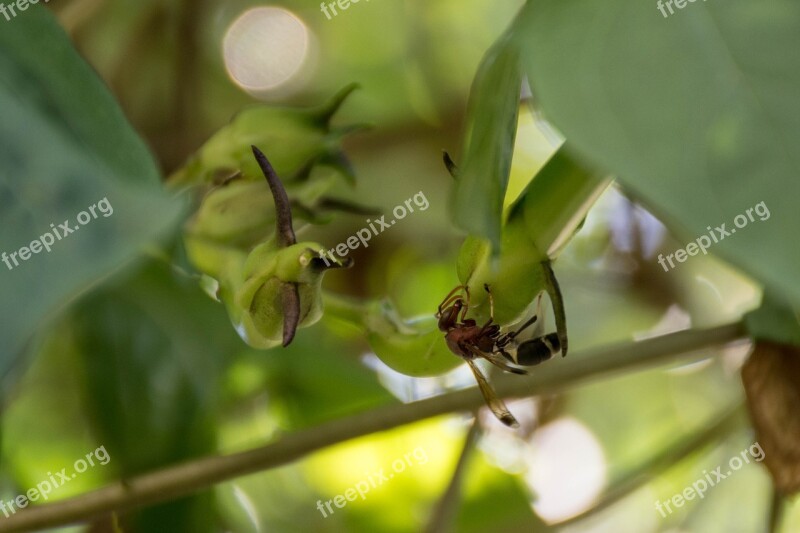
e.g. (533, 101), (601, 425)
(515, 0), (800, 303)
(450, 31), (523, 250)
(745, 293), (800, 347)
(0, 8), (184, 365)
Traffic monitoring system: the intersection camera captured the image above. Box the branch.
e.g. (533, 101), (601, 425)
(557, 402), (747, 527)
(424, 414), (481, 533)
(0, 322), (748, 532)
(768, 485), (784, 533)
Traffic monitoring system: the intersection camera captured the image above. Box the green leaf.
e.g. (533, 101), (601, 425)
(0, 8), (184, 365)
(514, 0), (800, 303)
(255, 324), (395, 428)
(456, 146), (607, 327)
(508, 145), (608, 259)
(745, 294), (800, 347)
(450, 31), (522, 250)
(72, 260), (242, 531)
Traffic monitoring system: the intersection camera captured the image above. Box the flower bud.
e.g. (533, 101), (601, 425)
(224, 242), (350, 349)
(364, 300), (462, 376)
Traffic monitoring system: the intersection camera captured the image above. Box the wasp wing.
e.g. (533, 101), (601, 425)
(479, 348), (528, 375)
(465, 358), (519, 428)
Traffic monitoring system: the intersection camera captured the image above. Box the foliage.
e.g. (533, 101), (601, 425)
(0, 8), (183, 367)
(2, 1), (800, 532)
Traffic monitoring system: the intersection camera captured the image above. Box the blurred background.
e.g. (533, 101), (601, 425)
(1, 0), (798, 532)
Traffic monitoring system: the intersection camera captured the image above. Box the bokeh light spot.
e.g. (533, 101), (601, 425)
(524, 417), (607, 523)
(223, 7), (311, 94)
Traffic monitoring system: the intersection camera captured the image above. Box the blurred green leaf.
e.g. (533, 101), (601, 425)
(1, 322), (107, 499)
(0, 8), (184, 366)
(450, 31), (522, 250)
(256, 324), (394, 428)
(515, 0), (800, 302)
(455, 460), (549, 533)
(72, 260), (241, 531)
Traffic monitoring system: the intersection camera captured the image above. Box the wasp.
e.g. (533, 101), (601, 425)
(436, 284), (562, 428)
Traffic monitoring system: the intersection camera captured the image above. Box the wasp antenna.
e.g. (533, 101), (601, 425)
(442, 151), (458, 179)
(252, 145), (296, 248)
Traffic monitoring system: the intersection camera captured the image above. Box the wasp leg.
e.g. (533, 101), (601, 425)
(542, 260), (568, 357)
(459, 285), (473, 322)
(483, 284), (496, 320)
(468, 345), (527, 375)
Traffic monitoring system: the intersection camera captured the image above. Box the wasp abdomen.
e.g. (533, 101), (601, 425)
(516, 333), (560, 366)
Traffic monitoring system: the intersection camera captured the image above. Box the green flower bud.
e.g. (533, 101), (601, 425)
(184, 144), (353, 349)
(184, 168), (342, 246)
(168, 85), (363, 188)
(226, 242), (344, 349)
(187, 180), (277, 248)
(364, 300), (462, 377)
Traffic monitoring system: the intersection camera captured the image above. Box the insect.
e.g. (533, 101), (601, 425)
(436, 284), (562, 427)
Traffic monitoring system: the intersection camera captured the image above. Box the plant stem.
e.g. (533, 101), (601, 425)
(0, 322), (747, 532)
(557, 402), (747, 527)
(322, 291), (369, 328)
(768, 486), (784, 533)
(424, 415), (482, 533)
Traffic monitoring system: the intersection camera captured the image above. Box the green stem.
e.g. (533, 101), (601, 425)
(0, 322), (748, 532)
(322, 291), (369, 328)
(768, 486), (784, 533)
(558, 402), (747, 527)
